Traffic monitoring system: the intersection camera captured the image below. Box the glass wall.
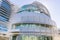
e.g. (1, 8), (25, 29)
(12, 24), (42, 29)
(0, 0), (11, 22)
(12, 35), (17, 40)
(1, 0), (11, 12)
(18, 4), (50, 17)
(0, 24), (8, 32)
(18, 4), (40, 13)
(12, 23), (50, 29)
(0, 16), (8, 22)
(21, 35), (52, 40)
(12, 35), (53, 40)
(22, 35), (38, 40)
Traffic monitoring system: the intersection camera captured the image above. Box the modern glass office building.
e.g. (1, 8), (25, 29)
(0, 0), (11, 22)
(0, 0), (11, 39)
(9, 1), (57, 40)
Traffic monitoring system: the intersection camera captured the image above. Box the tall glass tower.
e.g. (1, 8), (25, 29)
(0, 0), (11, 22)
(0, 0), (11, 37)
(9, 1), (57, 40)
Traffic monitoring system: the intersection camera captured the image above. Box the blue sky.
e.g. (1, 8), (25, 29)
(10, 0), (60, 28)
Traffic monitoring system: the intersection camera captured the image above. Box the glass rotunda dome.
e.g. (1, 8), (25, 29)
(18, 1), (50, 17)
(18, 4), (40, 13)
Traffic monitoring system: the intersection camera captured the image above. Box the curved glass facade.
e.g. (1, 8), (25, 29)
(18, 4), (50, 17)
(0, 0), (10, 35)
(0, 16), (8, 22)
(12, 23), (50, 29)
(12, 24), (41, 29)
(10, 1), (56, 40)
(18, 4), (41, 13)
(0, 24), (8, 32)
(0, 0), (11, 22)
(21, 35), (52, 40)
(1, 0), (11, 12)
(12, 35), (52, 40)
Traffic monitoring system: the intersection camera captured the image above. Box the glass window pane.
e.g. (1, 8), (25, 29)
(22, 35), (38, 40)
(0, 16), (7, 22)
(13, 24), (42, 29)
(18, 4), (40, 13)
(0, 24), (8, 31)
(12, 36), (17, 40)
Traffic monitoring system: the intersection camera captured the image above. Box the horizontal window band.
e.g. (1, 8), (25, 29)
(0, 13), (10, 19)
(0, 11), (10, 17)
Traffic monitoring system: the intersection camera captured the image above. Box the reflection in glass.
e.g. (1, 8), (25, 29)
(22, 35), (38, 40)
(19, 35), (53, 40)
(18, 4), (40, 13)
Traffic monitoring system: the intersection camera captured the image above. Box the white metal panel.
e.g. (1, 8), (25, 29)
(10, 12), (55, 26)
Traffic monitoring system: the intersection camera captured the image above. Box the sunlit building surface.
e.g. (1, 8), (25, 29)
(0, 0), (59, 40)
(9, 1), (58, 40)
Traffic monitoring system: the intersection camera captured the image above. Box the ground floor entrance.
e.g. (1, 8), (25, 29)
(12, 34), (53, 40)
